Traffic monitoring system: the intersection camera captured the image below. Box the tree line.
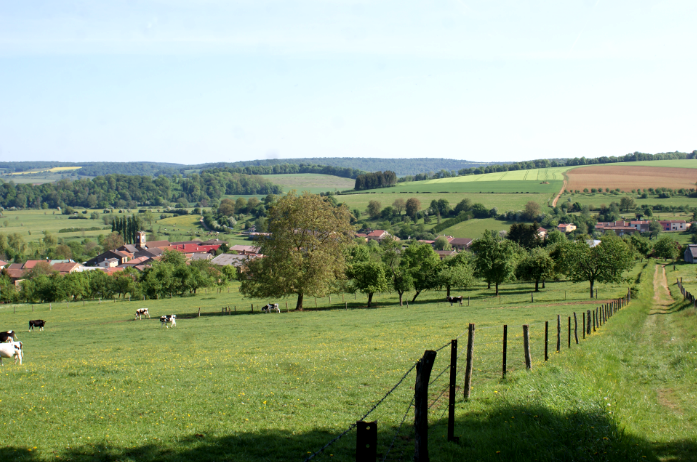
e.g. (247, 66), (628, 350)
(0, 171), (282, 210)
(0, 250), (236, 304)
(353, 171), (398, 190)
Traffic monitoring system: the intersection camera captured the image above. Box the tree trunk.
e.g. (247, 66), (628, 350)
(296, 292), (304, 310)
(534, 279), (539, 292)
(398, 291), (404, 306)
(367, 292), (373, 307)
(411, 290), (422, 302)
(589, 280), (594, 299)
(487, 281), (491, 289)
(542, 280), (545, 289)
(446, 285), (451, 297)
(495, 282), (499, 296)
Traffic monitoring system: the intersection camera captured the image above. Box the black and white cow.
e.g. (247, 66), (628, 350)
(160, 314), (176, 328)
(134, 308), (150, 320)
(0, 341), (23, 365)
(261, 303), (280, 313)
(28, 320), (46, 332)
(446, 296), (463, 306)
(0, 330), (18, 343)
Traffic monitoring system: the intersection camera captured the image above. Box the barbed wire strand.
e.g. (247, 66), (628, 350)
(428, 383), (450, 410)
(380, 397), (415, 462)
(302, 360), (418, 462)
(428, 363), (451, 386)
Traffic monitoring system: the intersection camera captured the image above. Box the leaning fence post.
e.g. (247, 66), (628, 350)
(356, 420), (377, 462)
(556, 315), (560, 352)
(502, 325), (508, 378)
(523, 325), (532, 370)
(414, 350), (437, 462)
(544, 321), (548, 361)
(583, 313), (586, 339)
(463, 324), (475, 400)
(574, 312), (579, 344)
(448, 340), (459, 443)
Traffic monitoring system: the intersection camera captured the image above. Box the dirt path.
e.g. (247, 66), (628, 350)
(551, 178), (566, 207)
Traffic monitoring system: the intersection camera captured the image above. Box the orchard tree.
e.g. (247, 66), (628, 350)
(515, 247), (554, 292)
(240, 192), (354, 310)
(381, 237), (414, 306)
(392, 198), (406, 216)
(433, 236), (452, 250)
(438, 252), (474, 297)
(347, 260), (388, 307)
(471, 230), (522, 295)
(620, 196), (636, 212)
(652, 235), (680, 261)
(560, 234), (634, 298)
(400, 242), (442, 302)
(648, 221), (662, 239)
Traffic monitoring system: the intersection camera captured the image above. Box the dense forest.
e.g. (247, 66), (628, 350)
(0, 171), (282, 209)
(202, 163), (365, 179)
(0, 161), (183, 177)
(354, 171), (398, 190)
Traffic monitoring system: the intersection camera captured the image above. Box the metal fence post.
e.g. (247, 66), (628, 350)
(463, 324), (475, 400)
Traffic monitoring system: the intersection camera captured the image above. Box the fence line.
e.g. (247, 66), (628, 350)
(302, 291), (632, 462)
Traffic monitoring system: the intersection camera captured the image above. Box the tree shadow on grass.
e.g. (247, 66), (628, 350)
(1, 403), (689, 462)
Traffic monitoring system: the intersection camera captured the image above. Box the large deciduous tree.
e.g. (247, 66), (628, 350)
(400, 243), (442, 302)
(471, 230), (522, 295)
(652, 235), (680, 261)
(240, 192), (354, 310)
(560, 234), (634, 298)
(438, 252), (474, 297)
(406, 198), (421, 219)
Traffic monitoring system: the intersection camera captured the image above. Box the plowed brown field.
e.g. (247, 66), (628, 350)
(566, 166), (697, 191)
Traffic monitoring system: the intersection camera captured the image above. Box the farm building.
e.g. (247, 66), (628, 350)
(435, 250), (457, 260)
(448, 237), (473, 251)
(211, 253), (259, 268)
(684, 245), (697, 263)
(537, 227), (548, 238)
(229, 245), (261, 255)
(366, 230), (396, 242)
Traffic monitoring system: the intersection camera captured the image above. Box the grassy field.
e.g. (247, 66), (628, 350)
(0, 209), (111, 244)
(0, 260), (664, 461)
(260, 174), (355, 194)
(439, 217), (513, 239)
(601, 159), (697, 169)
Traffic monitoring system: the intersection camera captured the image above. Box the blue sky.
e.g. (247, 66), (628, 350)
(0, 0), (695, 164)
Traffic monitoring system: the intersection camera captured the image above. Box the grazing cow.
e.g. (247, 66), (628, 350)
(446, 296), (464, 307)
(261, 303), (280, 313)
(28, 320), (46, 332)
(160, 314), (176, 328)
(0, 330), (18, 343)
(134, 308), (150, 320)
(0, 341), (23, 365)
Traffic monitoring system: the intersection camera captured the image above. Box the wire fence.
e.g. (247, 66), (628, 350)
(302, 292), (632, 462)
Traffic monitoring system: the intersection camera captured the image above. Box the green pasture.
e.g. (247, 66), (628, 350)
(599, 159), (697, 169)
(0, 209), (110, 244)
(260, 174), (355, 194)
(338, 192), (550, 214)
(0, 263), (652, 461)
(437, 217), (513, 239)
(560, 191), (697, 210)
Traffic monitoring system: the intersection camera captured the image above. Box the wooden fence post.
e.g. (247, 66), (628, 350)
(463, 324), (475, 400)
(556, 315), (560, 352)
(448, 340), (459, 443)
(531, 292), (533, 303)
(568, 316), (571, 348)
(523, 325), (532, 370)
(586, 310), (591, 336)
(574, 312), (579, 344)
(468, 296), (470, 307)
(502, 326), (508, 378)
(544, 321), (548, 361)
(198, 307), (201, 317)
(414, 350), (437, 462)
(356, 420), (377, 462)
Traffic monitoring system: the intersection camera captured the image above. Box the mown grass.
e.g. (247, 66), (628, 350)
(438, 217), (513, 239)
(0, 262), (655, 461)
(260, 174), (355, 194)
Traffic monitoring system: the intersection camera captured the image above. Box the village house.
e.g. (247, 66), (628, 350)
(629, 220), (650, 233)
(211, 253), (259, 268)
(229, 245), (261, 255)
(435, 249), (457, 260)
(537, 227), (548, 239)
(366, 230), (397, 242)
(557, 223), (577, 233)
(659, 220), (691, 232)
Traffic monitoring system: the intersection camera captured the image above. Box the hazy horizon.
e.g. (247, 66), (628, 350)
(1, 1), (695, 164)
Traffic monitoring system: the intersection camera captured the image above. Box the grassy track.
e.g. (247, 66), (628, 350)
(0, 262), (666, 461)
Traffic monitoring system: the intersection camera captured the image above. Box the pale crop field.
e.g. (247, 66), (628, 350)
(260, 174), (355, 194)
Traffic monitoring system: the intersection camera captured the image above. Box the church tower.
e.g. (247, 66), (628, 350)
(136, 230), (147, 249)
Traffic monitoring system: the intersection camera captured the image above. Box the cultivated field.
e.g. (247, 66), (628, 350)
(0, 268), (649, 461)
(260, 174), (355, 194)
(566, 166), (697, 192)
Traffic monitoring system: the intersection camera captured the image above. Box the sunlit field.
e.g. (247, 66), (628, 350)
(260, 174), (355, 194)
(0, 267), (647, 461)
